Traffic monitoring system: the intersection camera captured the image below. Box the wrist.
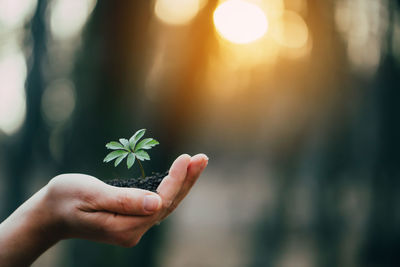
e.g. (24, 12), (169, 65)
(0, 185), (62, 266)
(18, 185), (64, 248)
(38, 184), (68, 241)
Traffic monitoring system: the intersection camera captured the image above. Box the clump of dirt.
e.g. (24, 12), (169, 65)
(105, 171), (168, 193)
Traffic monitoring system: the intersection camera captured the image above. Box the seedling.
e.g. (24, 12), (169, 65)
(103, 129), (159, 179)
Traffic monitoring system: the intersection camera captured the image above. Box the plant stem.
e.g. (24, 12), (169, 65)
(137, 160), (145, 179)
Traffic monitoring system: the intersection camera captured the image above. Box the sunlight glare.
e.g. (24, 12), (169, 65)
(213, 0), (268, 44)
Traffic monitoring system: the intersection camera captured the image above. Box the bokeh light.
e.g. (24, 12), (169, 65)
(213, 0), (268, 44)
(0, 0), (37, 29)
(0, 49), (27, 135)
(335, 0), (387, 73)
(270, 11), (309, 49)
(41, 79), (76, 125)
(154, 0), (201, 26)
(48, 0), (97, 40)
(262, 0), (284, 20)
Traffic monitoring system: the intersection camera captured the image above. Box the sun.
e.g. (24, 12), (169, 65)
(213, 0), (268, 44)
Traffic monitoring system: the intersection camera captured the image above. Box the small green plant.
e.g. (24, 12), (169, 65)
(103, 129), (159, 178)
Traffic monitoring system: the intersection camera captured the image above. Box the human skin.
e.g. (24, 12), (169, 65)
(0, 153), (208, 267)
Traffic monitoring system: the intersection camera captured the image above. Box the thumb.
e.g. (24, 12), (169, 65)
(93, 184), (162, 216)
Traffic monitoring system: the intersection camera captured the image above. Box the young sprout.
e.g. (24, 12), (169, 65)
(103, 129), (159, 178)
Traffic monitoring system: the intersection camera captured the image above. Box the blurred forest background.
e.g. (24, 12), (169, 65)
(0, 0), (399, 266)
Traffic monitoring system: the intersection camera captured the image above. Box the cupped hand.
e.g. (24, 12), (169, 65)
(44, 153), (208, 247)
(0, 153), (207, 267)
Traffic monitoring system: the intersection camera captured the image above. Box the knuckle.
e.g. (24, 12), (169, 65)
(48, 174), (64, 187)
(80, 192), (96, 206)
(117, 193), (131, 213)
(163, 199), (173, 209)
(47, 174), (79, 193)
(47, 174), (67, 195)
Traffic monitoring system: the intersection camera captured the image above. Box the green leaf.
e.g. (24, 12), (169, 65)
(119, 138), (130, 149)
(129, 129), (146, 150)
(104, 150), (128, 163)
(134, 138), (159, 151)
(103, 129), (159, 171)
(127, 153), (136, 169)
(145, 139), (159, 146)
(135, 150), (150, 161)
(106, 141), (124, 150)
(114, 152), (129, 167)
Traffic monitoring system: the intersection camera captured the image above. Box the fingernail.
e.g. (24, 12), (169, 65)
(144, 195), (161, 212)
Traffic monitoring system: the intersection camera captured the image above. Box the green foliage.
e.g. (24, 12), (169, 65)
(104, 129), (159, 178)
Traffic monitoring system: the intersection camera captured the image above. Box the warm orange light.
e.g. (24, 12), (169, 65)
(270, 11), (308, 49)
(155, 0), (200, 25)
(213, 0), (268, 44)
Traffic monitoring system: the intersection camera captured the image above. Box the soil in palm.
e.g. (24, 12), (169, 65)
(104, 171), (167, 193)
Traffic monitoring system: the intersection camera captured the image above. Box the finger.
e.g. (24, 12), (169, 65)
(88, 185), (162, 216)
(156, 154), (191, 209)
(175, 154), (208, 203)
(159, 154), (208, 220)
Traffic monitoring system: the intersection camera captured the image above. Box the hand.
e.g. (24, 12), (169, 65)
(0, 153), (208, 267)
(46, 153), (208, 245)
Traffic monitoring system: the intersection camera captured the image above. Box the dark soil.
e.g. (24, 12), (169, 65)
(104, 171), (168, 193)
